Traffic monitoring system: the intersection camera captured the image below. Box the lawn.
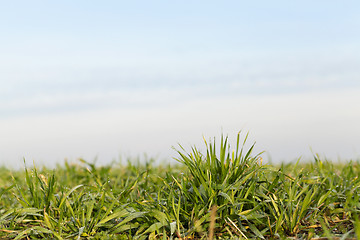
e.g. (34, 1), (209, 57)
(1, 133), (359, 239)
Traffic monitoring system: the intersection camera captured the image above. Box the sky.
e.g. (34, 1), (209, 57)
(1, 1), (360, 168)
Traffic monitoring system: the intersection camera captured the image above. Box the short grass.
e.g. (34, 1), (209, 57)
(1, 133), (360, 239)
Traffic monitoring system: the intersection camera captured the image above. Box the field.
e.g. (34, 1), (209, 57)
(1, 133), (360, 239)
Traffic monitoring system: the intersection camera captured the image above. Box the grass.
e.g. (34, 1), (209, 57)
(0, 132), (360, 239)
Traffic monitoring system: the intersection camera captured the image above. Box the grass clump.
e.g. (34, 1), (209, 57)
(0, 132), (359, 239)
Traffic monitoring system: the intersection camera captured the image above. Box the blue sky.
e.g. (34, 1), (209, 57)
(1, 1), (360, 167)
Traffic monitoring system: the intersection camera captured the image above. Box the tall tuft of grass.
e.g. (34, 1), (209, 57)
(174, 132), (267, 238)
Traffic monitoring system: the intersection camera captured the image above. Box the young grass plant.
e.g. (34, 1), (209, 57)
(174, 132), (267, 238)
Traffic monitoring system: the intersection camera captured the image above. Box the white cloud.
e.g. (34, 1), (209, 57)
(1, 88), (359, 168)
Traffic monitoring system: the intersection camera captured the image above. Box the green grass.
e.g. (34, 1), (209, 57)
(1, 132), (360, 239)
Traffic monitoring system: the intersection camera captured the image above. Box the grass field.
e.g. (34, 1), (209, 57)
(1, 133), (359, 239)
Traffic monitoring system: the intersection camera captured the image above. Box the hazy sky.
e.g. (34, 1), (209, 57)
(1, 1), (360, 168)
